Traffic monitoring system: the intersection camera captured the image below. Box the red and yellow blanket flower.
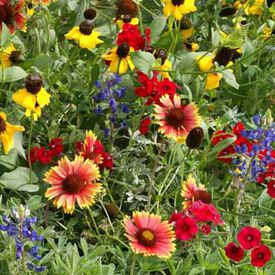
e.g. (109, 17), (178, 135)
(0, 112), (24, 154)
(154, 94), (201, 142)
(123, 211), (175, 258)
(44, 156), (101, 214)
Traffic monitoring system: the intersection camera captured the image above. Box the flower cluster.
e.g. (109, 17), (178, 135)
(225, 226), (272, 267)
(0, 206), (45, 272)
(30, 138), (63, 165)
(93, 73), (130, 134)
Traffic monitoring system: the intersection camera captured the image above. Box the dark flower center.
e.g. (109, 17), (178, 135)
(180, 18), (192, 30)
(214, 47), (237, 67)
(25, 74), (43, 94)
(220, 4), (237, 16)
(231, 246), (239, 253)
(122, 14), (132, 23)
(172, 0), (184, 6)
(186, 127), (204, 149)
(194, 189), (212, 204)
(257, 253), (264, 259)
(0, 4), (14, 25)
(62, 174), (85, 194)
(247, 235), (253, 241)
(137, 229), (156, 247)
(79, 20), (94, 35)
(9, 50), (21, 63)
(116, 43), (130, 58)
(166, 107), (185, 129)
(154, 48), (167, 64)
(28, 3), (33, 9)
(0, 117), (7, 134)
(84, 8), (97, 20)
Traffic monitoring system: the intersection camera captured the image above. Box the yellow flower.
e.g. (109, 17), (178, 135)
(184, 41), (199, 51)
(102, 43), (135, 75)
(205, 73), (223, 91)
(153, 59), (172, 79)
(12, 74), (51, 121)
(244, 0), (264, 15)
(181, 27), (193, 40)
(162, 0), (197, 20)
(196, 55), (214, 72)
(116, 16), (139, 29)
(0, 112), (24, 154)
(65, 20), (103, 51)
(0, 44), (21, 68)
(261, 27), (272, 40)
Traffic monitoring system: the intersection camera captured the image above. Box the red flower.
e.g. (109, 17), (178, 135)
(257, 162), (275, 184)
(175, 215), (198, 241)
(75, 141), (83, 155)
(251, 245), (272, 267)
(49, 138), (63, 156)
(225, 242), (245, 262)
(135, 72), (157, 99)
(99, 151), (114, 170)
(37, 147), (52, 165)
(169, 211), (184, 225)
(189, 201), (223, 225)
(117, 23), (145, 50)
(267, 180), (275, 198)
(201, 224), (211, 235)
(139, 117), (151, 135)
(237, 226), (261, 250)
(0, 0), (26, 33)
(29, 146), (40, 164)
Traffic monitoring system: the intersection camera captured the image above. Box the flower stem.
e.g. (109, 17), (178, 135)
(28, 113), (34, 185)
(129, 253), (136, 275)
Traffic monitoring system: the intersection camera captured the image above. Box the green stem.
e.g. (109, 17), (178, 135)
(129, 253), (137, 275)
(28, 113), (34, 185)
(99, 200), (115, 233)
(87, 207), (102, 244)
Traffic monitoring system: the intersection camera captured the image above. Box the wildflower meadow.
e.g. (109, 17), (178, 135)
(0, 0), (275, 274)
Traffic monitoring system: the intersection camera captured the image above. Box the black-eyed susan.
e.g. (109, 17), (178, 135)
(116, 0), (138, 20)
(162, 0), (197, 20)
(205, 73), (223, 91)
(0, 44), (22, 68)
(153, 48), (172, 79)
(102, 43), (135, 75)
(244, 0), (264, 15)
(12, 74), (51, 121)
(0, 112), (24, 154)
(180, 18), (193, 40)
(184, 41), (199, 51)
(116, 14), (139, 29)
(65, 20), (103, 51)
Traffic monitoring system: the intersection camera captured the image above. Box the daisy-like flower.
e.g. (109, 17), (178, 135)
(196, 55), (214, 72)
(44, 156), (101, 214)
(123, 211), (175, 258)
(154, 94), (201, 142)
(0, 0), (26, 33)
(161, 0), (197, 20)
(102, 43), (135, 75)
(244, 0), (264, 16)
(0, 112), (24, 154)
(116, 14), (139, 29)
(181, 175), (211, 209)
(153, 48), (172, 79)
(12, 74), (51, 121)
(65, 20), (103, 51)
(179, 18), (193, 40)
(0, 43), (22, 68)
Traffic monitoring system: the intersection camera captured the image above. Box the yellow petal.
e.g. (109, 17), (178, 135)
(65, 26), (81, 40)
(205, 73), (223, 90)
(37, 87), (51, 107)
(13, 89), (36, 110)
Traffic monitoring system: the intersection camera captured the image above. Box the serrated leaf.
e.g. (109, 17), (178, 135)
(0, 66), (27, 83)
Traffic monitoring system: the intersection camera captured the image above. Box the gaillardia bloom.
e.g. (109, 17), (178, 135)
(154, 94), (201, 142)
(161, 0), (197, 20)
(44, 156), (101, 214)
(123, 211), (175, 258)
(65, 20), (103, 50)
(102, 43), (135, 74)
(0, 112), (24, 154)
(0, 43), (22, 68)
(12, 74), (51, 121)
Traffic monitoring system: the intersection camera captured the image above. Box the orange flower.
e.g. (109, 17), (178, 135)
(154, 94), (201, 142)
(123, 211), (175, 258)
(44, 156), (101, 214)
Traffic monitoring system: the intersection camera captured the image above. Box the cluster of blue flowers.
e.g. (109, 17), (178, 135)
(0, 206), (46, 272)
(232, 115), (275, 182)
(93, 74), (130, 136)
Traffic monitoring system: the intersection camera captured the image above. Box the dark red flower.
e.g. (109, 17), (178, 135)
(169, 211), (184, 225)
(139, 117), (151, 135)
(251, 245), (272, 267)
(175, 215), (198, 241)
(0, 0), (26, 33)
(49, 138), (63, 156)
(29, 146), (40, 164)
(267, 180), (275, 198)
(237, 226), (261, 250)
(75, 141), (84, 155)
(201, 224), (211, 235)
(37, 147), (52, 165)
(225, 242), (245, 262)
(99, 151), (114, 170)
(257, 162), (275, 184)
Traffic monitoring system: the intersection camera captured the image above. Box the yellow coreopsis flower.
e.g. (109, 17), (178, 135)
(12, 74), (51, 121)
(65, 20), (103, 51)
(0, 44), (21, 68)
(102, 43), (135, 75)
(205, 73), (223, 91)
(0, 112), (25, 154)
(162, 0), (197, 20)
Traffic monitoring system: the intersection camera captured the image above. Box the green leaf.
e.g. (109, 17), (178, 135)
(13, 132), (26, 159)
(0, 167), (39, 192)
(0, 150), (17, 170)
(223, 30), (244, 49)
(1, 23), (11, 47)
(80, 238), (88, 258)
(222, 69), (239, 90)
(34, 55), (53, 71)
(149, 16), (167, 45)
(0, 66), (28, 83)
(131, 50), (155, 76)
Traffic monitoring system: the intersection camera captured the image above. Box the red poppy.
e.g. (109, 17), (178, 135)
(201, 224), (211, 235)
(99, 151), (114, 170)
(251, 245), (272, 267)
(237, 226), (261, 250)
(225, 242), (245, 262)
(37, 147), (52, 165)
(0, 0), (26, 33)
(139, 117), (151, 135)
(267, 180), (275, 198)
(175, 215), (198, 241)
(49, 138), (63, 156)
